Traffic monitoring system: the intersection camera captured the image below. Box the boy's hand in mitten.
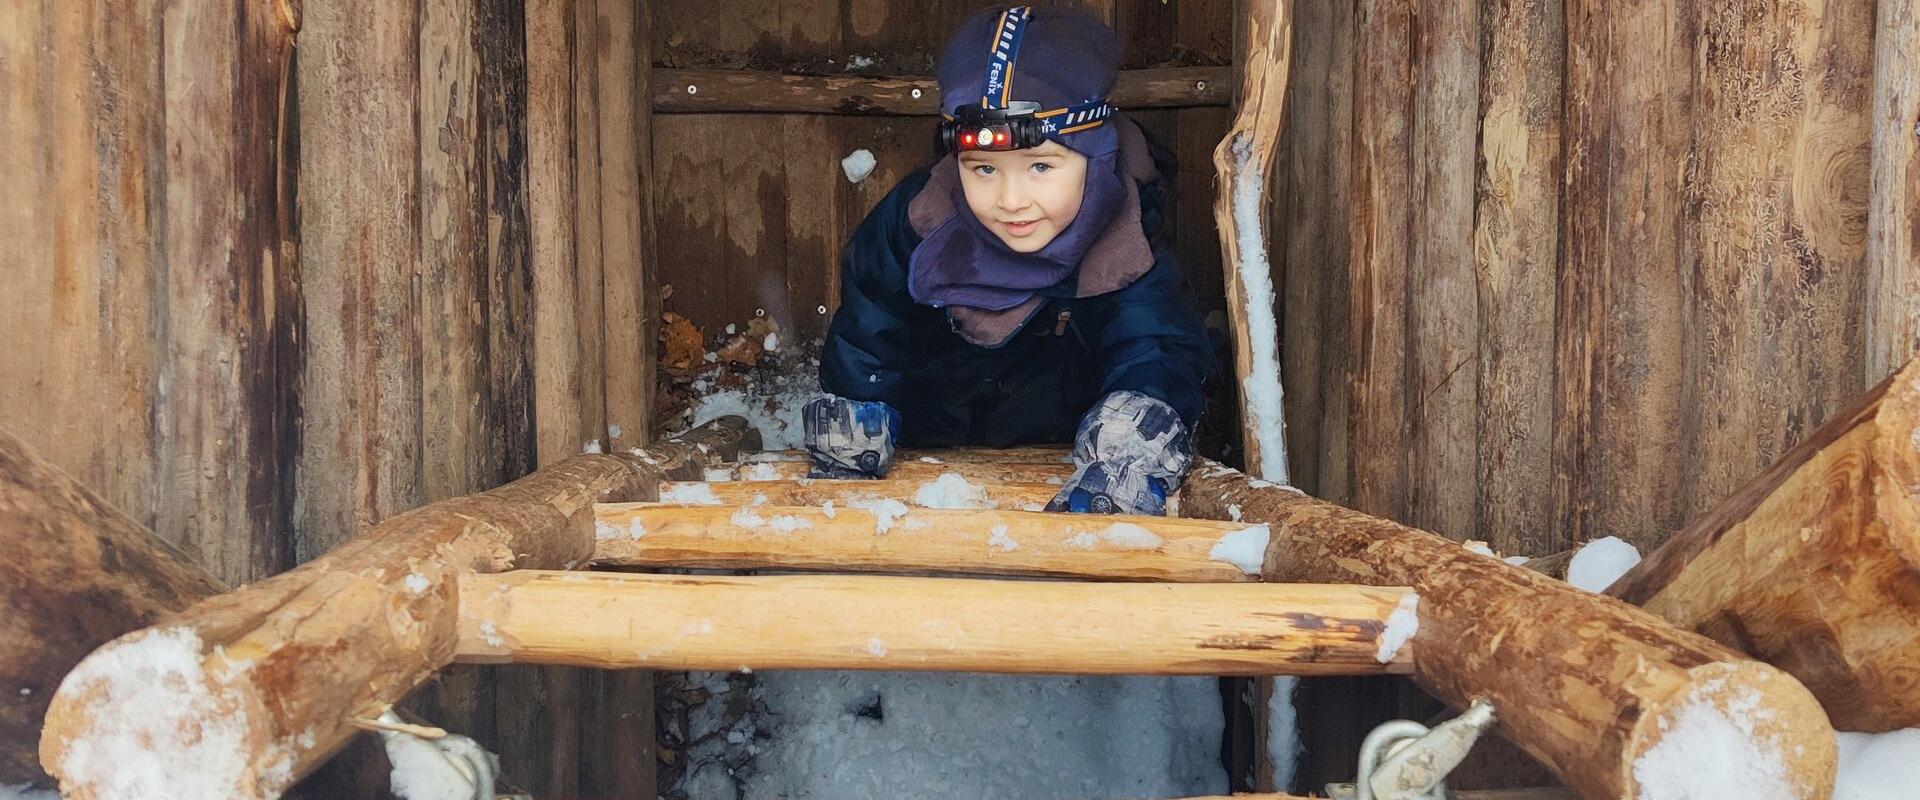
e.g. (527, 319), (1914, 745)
(802, 394), (903, 479)
(1046, 390), (1193, 516)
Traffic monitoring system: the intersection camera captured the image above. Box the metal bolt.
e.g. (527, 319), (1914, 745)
(755, 308), (766, 317)
(911, 88), (923, 99)
(817, 305), (828, 314)
(686, 84), (698, 95)
(1195, 80), (1208, 93)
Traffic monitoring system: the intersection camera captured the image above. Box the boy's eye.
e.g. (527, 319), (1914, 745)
(971, 164), (997, 177)
(1031, 162), (1054, 174)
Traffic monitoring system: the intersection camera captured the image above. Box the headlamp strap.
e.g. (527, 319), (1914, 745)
(981, 6), (1032, 110)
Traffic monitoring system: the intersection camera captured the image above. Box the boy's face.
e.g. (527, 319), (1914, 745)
(956, 140), (1088, 253)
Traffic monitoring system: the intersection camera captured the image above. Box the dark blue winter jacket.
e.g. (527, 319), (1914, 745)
(817, 149), (1213, 448)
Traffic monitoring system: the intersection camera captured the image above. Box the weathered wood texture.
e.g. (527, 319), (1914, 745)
(650, 0), (1234, 343)
(653, 477), (1060, 507)
(1606, 358), (1920, 731)
(0, 429), (225, 787)
(1281, 0), (1893, 554)
(38, 420), (752, 800)
(1867, 0), (1920, 382)
(1178, 464), (1838, 800)
(458, 571), (1415, 675)
(593, 503), (1266, 581)
(0, 0), (301, 586)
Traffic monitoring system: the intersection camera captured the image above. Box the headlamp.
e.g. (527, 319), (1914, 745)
(935, 6), (1116, 155)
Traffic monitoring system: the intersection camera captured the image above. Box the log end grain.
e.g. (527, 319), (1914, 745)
(1621, 660), (1836, 800)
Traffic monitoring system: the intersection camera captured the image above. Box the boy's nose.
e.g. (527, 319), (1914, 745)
(995, 180), (1029, 211)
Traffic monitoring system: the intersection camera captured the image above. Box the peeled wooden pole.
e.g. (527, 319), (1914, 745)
(745, 446), (1071, 464)
(1178, 464), (1837, 800)
(0, 428), (226, 786)
(653, 478), (1060, 510)
(592, 503), (1269, 582)
(716, 459), (1073, 483)
(1606, 356), (1920, 731)
(37, 418), (754, 800)
(457, 571), (1415, 675)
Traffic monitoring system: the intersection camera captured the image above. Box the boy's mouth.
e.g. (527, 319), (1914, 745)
(1000, 219), (1041, 236)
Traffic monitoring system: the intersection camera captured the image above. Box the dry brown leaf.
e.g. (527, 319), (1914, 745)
(661, 312), (705, 370)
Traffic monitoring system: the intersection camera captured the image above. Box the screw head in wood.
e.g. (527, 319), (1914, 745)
(687, 84), (698, 95)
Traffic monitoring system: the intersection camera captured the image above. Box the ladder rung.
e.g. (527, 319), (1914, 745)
(592, 503), (1271, 581)
(710, 459), (1075, 483)
(653, 478), (1060, 510)
(456, 571), (1416, 676)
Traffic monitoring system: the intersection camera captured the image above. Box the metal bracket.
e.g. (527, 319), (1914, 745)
(1324, 699), (1497, 800)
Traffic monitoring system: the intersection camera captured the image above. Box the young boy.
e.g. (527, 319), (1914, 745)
(805, 5), (1212, 516)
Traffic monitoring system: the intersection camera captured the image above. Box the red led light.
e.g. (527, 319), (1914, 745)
(995, 130), (1008, 144)
(961, 132), (975, 147)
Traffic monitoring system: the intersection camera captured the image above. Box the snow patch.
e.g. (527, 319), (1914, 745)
(1631, 683), (1794, 799)
(704, 467), (736, 482)
(1463, 540), (1496, 557)
(841, 149), (877, 184)
(730, 508), (768, 528)
(1097, 522), (1163, 550)
(864, 637), (888, 657)
(596, 517), (647, 541)
(849, 497), (910, 534)
(1835, 728), (1920, 799)
(764, 332), (780, 352)
(581, 439), (602, 454)
(478, 621), (504, 648)
(987, 524), (1018, 552)
(913, 473), (992, 509)
(1567, 536), (1642, 592)
(1375, 593), (1419, 663)
(1267, 677), (1303, 791)
(768, 515), (814, 534)
(820, 500), (838, 518)
(661, 482), (723, 505)
(1226, 503), (1243, 522)
(50, 627), (276, 800)
(681, 620), (717, 636)
(1208, 525), (1271, 575)
(742, 462), (782, 481)
(403, 572), (431, 596)
(1226, 135), (1290, 483)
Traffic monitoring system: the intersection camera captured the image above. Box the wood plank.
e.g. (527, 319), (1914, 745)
(529, 0), (587, 466)
(1179, 462), (1838, 800)
(1406, 0), (1478, 539)
(1210, 0), (1292, 482)
(1472, 0), (1562, 557)
(0, 1), (161, 564)
(1606, 357), (1920, 731)
(652, 66), (1231, 114)
(1682, 0), (1875, 526)
(296, 0), (425, 561)
(39, 419), (754, 799)
(458, 571), (1417, 676)
(1867, 0), (1920, 384)
(741, 446), (1071, 463)
(1554, 0), (1694, 551)
(592, 503), (1265, 582)
(0, 428), (225, 786)
(652, 478), (1059, 508)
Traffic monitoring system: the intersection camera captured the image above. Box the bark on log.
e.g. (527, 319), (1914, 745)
(592, 504), (1267, 582)
(457, 571), (1415, 675)
(1606, 357), (1920, 731)
(652, 478), (1060, 509)
(652, 66), (1228, 114)
(1867, 0), (1920, 382)
(38, 418), (754, 800)
(714, 460), (1074, 483)
(0, 428), (225, 786)
(1177, 464), (1837, 800)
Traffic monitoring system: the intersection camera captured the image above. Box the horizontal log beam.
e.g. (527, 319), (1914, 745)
(712, 459), (1074, 483)
(1606, 356), (1920, 731)
(653, 478), (1060, 510)
(38, 418), (757, 800)
(456, 571), (1416, 676)
(592, 504), (1268, 581)
(741, 446), (1071, 464)
(1177, 463), (1837, 800)
(0, 428), (226, 786)
(652, 66), (1229, 115)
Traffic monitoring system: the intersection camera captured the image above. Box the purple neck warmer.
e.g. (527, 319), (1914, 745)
(907, 6), (1132, 315)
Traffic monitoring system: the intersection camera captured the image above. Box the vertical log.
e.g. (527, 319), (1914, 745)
(599, 0), (655, 454)
(156, 0), (302, 583)
(0, 1), (161, 551)
(297, 0), (425, 559)
(1556, 0), (1694, 550)
(1407, 0), (1480, 539)
(1867, 0), (1920, 383)
(1345, 0), (1414, 519)
(529, 0), (586, 466)
(1474, 0), (1562, 557)
(1683, 0), (1875, 519)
